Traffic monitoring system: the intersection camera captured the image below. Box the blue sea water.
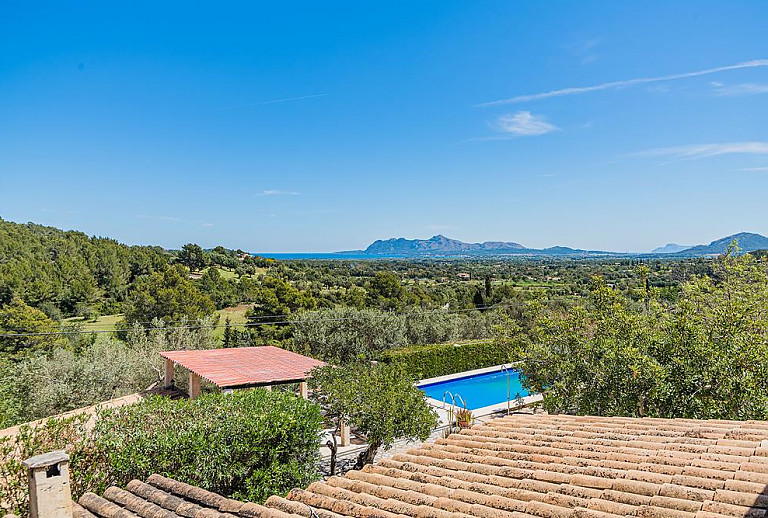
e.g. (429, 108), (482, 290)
(257, 253), (394, 260)
(419, 370), (530, 410)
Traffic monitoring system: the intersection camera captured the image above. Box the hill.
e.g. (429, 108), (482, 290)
(651, 243), (691, 254)
(679, 232), (768, 256)
(356, 232), (768, 258)
(359, 235), (604, 257)
(364, 235), (526, 255)
(0, 218), (171, 318)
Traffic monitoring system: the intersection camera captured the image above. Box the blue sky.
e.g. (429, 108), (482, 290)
(1, 1), (767, 253)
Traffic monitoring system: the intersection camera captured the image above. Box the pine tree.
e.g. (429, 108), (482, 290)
(223, 316), (233, 347)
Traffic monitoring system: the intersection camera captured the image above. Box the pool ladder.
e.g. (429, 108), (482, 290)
(501, 364), (511, 414)
(502, 362), (527, 414)
(442, 391), (467, 434)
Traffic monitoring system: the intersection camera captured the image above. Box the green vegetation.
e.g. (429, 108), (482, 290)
(309, 363), (438, 468)
(0, 389), (322, 515)
(379, 340), (518, 380)
(503, 251), (768, 420)
(91, 390), (322, 503)
(3, 216), (768, 431)
(122, 265), (216, 325)
(0, 298), (65, 358)
(0, 320), (218, 428)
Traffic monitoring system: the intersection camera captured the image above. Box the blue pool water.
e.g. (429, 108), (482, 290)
(419, 369), (530, 410)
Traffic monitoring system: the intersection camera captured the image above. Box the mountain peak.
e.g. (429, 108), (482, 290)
(364, 235), (525, 255)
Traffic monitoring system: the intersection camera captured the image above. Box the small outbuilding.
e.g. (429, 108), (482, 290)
(160, 345), (325, 400)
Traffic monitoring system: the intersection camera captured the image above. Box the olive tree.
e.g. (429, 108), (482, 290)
(309, 363), (438, 468)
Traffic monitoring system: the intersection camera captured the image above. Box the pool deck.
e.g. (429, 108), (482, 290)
(417, 363), (543, 419)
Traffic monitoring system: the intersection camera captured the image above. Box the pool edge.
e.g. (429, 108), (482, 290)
(416, 363), (519, 387)
(417, 363), (543, 418)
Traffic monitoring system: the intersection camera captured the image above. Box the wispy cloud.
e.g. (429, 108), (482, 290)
(136, 214), (182, 222)
(630, 142), (768, 162)
(712, 82), (768, 96)
(220, 93), (328, 110)
(493, 111), (559, 136)
(565, 38), (601, 65)
(737, 166), (768, 172)
(201, 223), (214, 227)
(476, 59), (768, 106)
(257, 190), (301, 196)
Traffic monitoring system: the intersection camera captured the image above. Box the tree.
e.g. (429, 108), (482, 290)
(366, 271), (407, 310)
(178, 243), (208, 272)
(292, 307), (406, 362)
(309, 363), (438, 468)
(0, 298), (65, 358)
(197, 267), (237, 309)
(223, 317), (234, 348)
(505, 252), (768, 420)
(247, 276), (317, 319)
(123, 265), (216, 325)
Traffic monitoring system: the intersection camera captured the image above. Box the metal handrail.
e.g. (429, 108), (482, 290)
(500, 364), (511, 414)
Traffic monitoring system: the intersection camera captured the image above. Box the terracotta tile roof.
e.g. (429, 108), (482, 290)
(160, 346), (325, 388)
(74, 414), (768, 518)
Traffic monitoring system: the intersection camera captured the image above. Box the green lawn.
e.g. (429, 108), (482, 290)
(62, 303), (251, 339)
(213, 304), (250, 339)
(63, 313), (125, 332)
(199, 266), (269, 280)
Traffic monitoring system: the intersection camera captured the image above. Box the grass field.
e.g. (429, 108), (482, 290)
(198, 266), (268, 280)
(64, 304), (251, 339)
(63, 313), (125, 332)
(213, 304), (250, 339)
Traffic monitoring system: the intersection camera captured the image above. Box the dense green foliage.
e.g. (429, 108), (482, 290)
(92, 390), (322, 503)
(0, 298), (66, 358)
(309, 363), (438, 467)
(4, 216), (767, 432)
(0, 218), (169, 318)
(0, 390), (322, 515)
(0, 320), (218, 428)
(290, 307), (502, 363)
(379, 340), (518, 379)
(505, 252), (768, 420)
(122, 265), (216, 325)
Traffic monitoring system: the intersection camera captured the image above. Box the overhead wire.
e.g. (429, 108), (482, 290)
(0, 302), (517, 338)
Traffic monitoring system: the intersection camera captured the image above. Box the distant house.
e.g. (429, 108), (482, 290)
(456, 272), (471, 281)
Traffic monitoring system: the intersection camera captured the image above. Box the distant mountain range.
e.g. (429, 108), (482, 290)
(651, 243), (691, 254)
(676, 232), (768, 256)
(338, 232), (768, 258)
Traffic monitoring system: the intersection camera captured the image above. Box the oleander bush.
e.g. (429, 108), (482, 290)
(0, 414), (98, 517)
(91, 389), (323, 503)
(0, 389), (323, 515)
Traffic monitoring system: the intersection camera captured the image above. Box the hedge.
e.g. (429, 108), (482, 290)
(378, 340), (518, 380)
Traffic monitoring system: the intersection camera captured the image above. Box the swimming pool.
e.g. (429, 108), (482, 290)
(419, 368), (531, 411)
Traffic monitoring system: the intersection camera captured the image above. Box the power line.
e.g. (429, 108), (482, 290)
(0, 303), (514, 338)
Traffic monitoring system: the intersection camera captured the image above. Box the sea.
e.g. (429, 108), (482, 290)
(258, 252), (394, 260)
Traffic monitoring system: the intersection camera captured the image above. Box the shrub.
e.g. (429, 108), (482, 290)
(0, 320), (218, 429)
(0, 390), (322, 514)
(379, 340), (519, 379)
(0, 414), (99, 517)
(90, 389), (323, 502)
